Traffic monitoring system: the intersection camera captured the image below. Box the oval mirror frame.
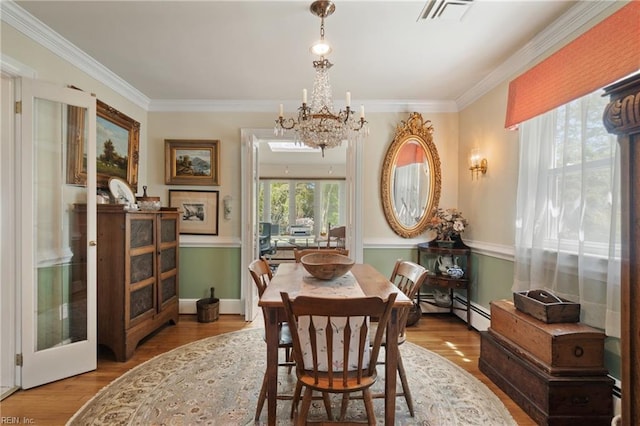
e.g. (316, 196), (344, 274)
(381, 112), (441, 238)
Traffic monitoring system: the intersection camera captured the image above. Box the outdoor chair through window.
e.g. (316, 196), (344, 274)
(327, 224), (346, 248)
(259, 222), (276, 258)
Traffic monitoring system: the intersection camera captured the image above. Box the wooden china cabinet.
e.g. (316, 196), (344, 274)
(75, 204), (180, 361)
(603, 73), (640, 426)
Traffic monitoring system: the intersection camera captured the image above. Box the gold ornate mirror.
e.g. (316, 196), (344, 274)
(381, 112), (441, 238)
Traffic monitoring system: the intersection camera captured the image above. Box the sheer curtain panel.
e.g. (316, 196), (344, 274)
(513, 89), (621, 337)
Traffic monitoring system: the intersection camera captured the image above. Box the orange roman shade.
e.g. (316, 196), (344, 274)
(396, 141), (426, 167)
(505, 1), (640, 129)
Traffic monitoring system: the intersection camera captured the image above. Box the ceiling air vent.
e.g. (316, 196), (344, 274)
(418, 0), (474, 21)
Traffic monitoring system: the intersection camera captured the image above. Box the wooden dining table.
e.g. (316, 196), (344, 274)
(258, 262), (413, 425)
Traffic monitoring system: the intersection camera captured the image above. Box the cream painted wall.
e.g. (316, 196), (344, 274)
(363, 111), (459, 245)
(147, 112), (276, 240)
(458, 80), (519, 246)
(146, 110), (461, 245)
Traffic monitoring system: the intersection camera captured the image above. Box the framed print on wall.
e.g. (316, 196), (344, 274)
(66, 99), (140, 191)
(169, 190), (219, 235)
(165, 139), (220, 185)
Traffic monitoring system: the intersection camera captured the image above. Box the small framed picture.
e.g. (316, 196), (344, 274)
(165, 139), (220, 185)
(169, 190), (219, 235)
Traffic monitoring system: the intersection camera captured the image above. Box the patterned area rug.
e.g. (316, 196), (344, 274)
(68, 328), (515, 425)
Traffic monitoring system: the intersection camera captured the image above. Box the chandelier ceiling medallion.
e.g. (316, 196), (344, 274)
(275, 0), (369, 156)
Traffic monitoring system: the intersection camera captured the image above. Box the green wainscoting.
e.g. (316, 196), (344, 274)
(472, 253), (515, 307)
(179, 247), (241, 299)
(364, 248), (516, 311)
(37, 264), (71, 350)
(363, 248), (417, 279)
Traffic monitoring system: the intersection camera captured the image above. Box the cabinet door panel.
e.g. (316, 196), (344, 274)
(161, 247), (176, 273)
(130, 218), (155, 248)
(130, 252), (154, 283)
(130, 283), (155, 320)
(161, 218), (177, 243)
(161, 276), (177, 303)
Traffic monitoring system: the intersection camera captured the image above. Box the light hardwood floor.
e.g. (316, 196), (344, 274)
(0, 313), (536, 425)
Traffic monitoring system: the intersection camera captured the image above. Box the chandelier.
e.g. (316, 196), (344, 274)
(275, 0), (369, 156)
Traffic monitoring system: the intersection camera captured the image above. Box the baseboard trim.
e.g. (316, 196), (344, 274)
(418, 294), (491, 332)
(179, 298), (243, 315)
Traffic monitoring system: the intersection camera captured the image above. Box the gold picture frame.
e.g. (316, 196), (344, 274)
(165, 139), (220, 186)
(169, 190), (219, 235)
(67, 99), (140, 192)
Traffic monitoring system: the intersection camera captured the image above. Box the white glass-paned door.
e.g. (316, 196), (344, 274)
(20, 78), (97, 389)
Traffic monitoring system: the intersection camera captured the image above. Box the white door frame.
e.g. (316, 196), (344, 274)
(1, 75), (18, 399)
(240, 129), (261, 321)
(240, 129), (363, 322)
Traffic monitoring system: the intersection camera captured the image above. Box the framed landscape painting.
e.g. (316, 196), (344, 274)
(169, 190), (219, 235)
(165, 139), (220, 185)
(66, 99), (140, 192)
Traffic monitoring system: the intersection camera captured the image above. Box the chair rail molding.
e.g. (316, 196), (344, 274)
(178, 236), (241, 248)
(463, 239), (515, 262)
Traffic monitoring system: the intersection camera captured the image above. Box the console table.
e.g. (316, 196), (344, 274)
(417, 239), (472, 329)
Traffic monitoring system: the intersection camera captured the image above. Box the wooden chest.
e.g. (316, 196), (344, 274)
(479, 331), (613, 425)
(490, 300), (606, 375)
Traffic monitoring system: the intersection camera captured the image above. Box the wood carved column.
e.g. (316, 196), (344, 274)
(603, 73), (640, 426)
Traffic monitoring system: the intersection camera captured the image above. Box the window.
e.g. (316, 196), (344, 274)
(259, 179), (346, 238)
(514, 88), (621, 336)
(543, 90), (620, 256)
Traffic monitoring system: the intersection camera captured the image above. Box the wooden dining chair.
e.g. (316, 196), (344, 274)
(281, 291), (397, 425)
(293, 248), (349, 263)
(248, 258), (294, 421)
(376, 259), (428, 416)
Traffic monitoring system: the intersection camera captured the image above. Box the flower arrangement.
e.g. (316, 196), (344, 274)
(427, 207), (468, 241)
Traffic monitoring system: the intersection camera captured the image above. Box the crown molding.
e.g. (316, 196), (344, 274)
(148, 98), (459, 113)
(1, 54), (37, 78)
(1, 1), (150, 110)
(456, 0), (627, 110)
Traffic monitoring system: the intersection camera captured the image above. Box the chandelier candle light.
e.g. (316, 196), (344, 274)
(275, 0), (369, 156)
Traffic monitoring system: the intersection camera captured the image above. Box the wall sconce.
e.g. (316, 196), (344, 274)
(469, 148), (488, 180)
(223, 195), (232, 220)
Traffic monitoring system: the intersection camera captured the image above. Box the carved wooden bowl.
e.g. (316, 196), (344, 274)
(300, 253), (355, 280)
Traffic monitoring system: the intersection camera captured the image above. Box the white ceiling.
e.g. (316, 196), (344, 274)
(12, 0), (583, 108)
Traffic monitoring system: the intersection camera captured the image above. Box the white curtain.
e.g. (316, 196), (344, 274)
(393, 163), (423, 226)
(513, 89), (621, 338)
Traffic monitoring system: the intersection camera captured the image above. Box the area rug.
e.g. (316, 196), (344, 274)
(68, 328), (516, 425)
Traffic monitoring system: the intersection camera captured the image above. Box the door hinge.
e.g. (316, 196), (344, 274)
(15, 101), (22, 114)
(15, 353), (23, 366)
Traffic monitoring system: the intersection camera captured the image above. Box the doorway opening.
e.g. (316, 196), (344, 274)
(240, 128), (363, 321)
